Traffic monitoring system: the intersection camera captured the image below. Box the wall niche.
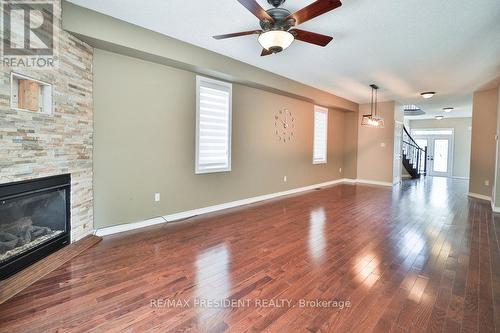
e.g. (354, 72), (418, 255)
(10, 72), (53, 114)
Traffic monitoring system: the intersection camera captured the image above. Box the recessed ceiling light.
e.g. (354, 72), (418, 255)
(421, 92), (436, 99)
(435, 115), (444, 120)
(443, 107), (454, 112)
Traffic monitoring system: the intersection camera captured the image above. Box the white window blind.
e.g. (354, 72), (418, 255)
(196, 76), (232, 174)
(313, 106), (328, 164)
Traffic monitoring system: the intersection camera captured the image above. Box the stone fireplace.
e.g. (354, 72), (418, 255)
(0, 175), (71, 279)
(0, 0), (94, 249)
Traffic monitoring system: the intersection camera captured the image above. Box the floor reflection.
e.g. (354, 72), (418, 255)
(428, 177), (450, 209)
(194, 243), (231, 330)
(308, 207), (326, 263)
(353, 252), (380, 287)
(399, 229), (428, 268)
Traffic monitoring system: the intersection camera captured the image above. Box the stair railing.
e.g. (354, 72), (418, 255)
(402, 126), (427, 175)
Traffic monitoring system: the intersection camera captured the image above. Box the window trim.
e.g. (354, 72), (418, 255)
(313, 105), (329, 165)
(195, 75), (233, 174)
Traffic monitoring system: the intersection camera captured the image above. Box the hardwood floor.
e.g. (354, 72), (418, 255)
(0, 177), (498, 332)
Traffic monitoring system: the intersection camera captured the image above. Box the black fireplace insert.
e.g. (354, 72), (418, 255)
(0, 174), (71, 279)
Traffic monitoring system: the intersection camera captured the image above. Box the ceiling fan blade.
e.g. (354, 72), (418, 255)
(291, 29), (333, 47)
(286, 0), (342, 26)
(261, 48), (273, 56)
(213, 30), (262, 40)
(237, 0), (274, 22)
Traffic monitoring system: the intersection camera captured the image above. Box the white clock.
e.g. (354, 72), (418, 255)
(274, 108), (295, 143)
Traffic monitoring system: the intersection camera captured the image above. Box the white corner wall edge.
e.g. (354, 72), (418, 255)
(94, 178), (392, 237)
(467, 192), (492, 202)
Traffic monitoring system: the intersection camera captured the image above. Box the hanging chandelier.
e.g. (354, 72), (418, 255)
(361, 84), (385, 128)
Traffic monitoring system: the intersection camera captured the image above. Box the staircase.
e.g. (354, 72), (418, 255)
(402, 126), (427, 178)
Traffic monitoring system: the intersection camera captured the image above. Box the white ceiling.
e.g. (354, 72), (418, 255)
(68, 0), (500, 119)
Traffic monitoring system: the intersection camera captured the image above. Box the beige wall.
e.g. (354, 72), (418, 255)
(469, 88), (498, 197)
(356, 101), (396, 183)
(410, 118), (472, 178)
(494, 84), (500, 206)
(93, 49), (352, 228)
(343, 111), (358, 179)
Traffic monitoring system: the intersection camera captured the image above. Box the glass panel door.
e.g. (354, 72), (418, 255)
(433, 139), (449, 173)
(427, 138), (452, 177)
(412, 129), (453, 178)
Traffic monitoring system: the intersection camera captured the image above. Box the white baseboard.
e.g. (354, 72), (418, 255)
(356, 179), (394, 187)
(468, 192), (492, 202)
(452, 176), (470, 180)
(341, 178), (357, 184)
(95, 178), (355, 237)
(95, 217), (167, 237)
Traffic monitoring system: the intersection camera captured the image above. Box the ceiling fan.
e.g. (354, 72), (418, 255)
(213, 0), (342, 56)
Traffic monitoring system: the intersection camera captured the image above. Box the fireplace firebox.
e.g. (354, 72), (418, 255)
(0, 174), (71, 279)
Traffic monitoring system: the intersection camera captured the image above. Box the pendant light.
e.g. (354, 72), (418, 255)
(361, 84), (385, 128)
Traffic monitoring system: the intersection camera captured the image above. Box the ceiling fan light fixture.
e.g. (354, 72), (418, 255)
(420, 92), (436, 99)
(258, 30), (295, 53)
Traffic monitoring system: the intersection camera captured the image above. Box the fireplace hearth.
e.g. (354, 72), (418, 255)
(0, 175), (71, 279)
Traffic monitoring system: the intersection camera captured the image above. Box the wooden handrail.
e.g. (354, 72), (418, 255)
(402, 140), (423, 151)
(403, 125), (422, 149)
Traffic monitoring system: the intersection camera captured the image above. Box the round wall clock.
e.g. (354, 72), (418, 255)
(274, 108), (295, 143)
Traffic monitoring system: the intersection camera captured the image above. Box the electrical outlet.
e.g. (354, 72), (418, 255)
(154, 193), (161, 202)
(485, 180), (490, 186)
(380, 142), (386, 148)
(283, 176), (287, 183)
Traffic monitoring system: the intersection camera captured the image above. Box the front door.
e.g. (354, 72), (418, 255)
(428, 138), (452, 177)
(412, 129), (453, 178)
